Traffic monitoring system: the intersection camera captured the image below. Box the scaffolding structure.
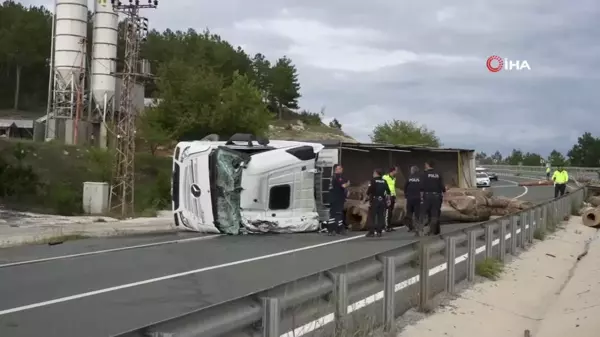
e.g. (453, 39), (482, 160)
(110, 0), (156, 216)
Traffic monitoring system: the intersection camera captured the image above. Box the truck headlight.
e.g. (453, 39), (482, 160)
(180, 146), (191, 161)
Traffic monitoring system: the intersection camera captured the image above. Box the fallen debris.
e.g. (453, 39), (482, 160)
(344, 185), (533, 230)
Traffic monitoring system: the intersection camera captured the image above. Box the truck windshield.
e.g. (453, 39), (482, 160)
(209, 147), (247, 234)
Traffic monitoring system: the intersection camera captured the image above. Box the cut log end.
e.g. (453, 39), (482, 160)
(582, 207), (600, 228)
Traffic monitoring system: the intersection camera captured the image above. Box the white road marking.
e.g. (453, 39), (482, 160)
(0, 235), (220, 269)
(281, 226), (530, 337)
(497, 178), (529, 199)
(0, 235), (364, 316)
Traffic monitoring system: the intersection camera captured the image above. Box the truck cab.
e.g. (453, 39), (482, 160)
(172, 134), (326, 234)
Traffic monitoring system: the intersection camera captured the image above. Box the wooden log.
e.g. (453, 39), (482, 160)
(582, 207), (600, 228)
(344, 199), (406, 231)
(518, 180), (553, 187)
(587, 196), (600, 207)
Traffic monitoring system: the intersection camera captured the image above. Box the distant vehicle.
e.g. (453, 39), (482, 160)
(476, 172), (491, 187)
(476, 167), (498, 181)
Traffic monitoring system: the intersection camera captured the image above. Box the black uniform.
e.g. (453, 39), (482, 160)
(403, 173), (422, 231)
(327, 173), (347, 234)
(366, 176), (391, 236)
(420, 169), (445, 235)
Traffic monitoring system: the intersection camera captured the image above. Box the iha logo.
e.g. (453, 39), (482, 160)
(486, 55), (531, 72)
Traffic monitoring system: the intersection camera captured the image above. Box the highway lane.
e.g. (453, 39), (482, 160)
(0, 174), (548, 337)
(0, 231), (210, 265)
(0, 232), (420, 337)
(491, 175), (555, 203)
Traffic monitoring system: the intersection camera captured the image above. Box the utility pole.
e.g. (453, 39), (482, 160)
(110, 0), (156, 216)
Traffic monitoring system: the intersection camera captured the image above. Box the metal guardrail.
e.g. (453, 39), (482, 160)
(116, 185), (587, 337)
(484, 165), (600, 183)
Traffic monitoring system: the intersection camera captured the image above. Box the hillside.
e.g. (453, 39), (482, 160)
(268, 120), (357, 142)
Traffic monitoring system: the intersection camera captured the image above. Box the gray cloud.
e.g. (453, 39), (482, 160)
(22, 0), (600, 156)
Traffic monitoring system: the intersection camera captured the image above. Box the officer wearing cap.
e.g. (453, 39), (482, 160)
(419, 160), (446, 236)
(365, 168), (391, 237)
(403, 165), (421, 232)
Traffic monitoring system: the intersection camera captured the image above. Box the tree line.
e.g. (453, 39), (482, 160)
(4, 1), (598, 161)
(0, 1), (316, 134)
(476, 132), (600, 167)
(0, 0), (444, 148)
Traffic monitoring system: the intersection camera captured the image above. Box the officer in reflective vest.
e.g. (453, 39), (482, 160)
(552, 166), (568, 198)
(366, 168), (391, 237)
(382, 167), (397, 232)
(546, 166), (551, 180)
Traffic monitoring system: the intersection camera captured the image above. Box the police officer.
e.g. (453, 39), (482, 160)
(419, 160), (446, 236)
(366, 168), (391, 237)
(403, 165), (421, 232)
(327, 164), (349, 235)
(382, 167), (398, 232)
(546, 166), (551, 180)
(552, 166), (568, 198)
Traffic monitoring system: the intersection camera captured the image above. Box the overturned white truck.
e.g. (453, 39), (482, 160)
(172, 134), (327, 234)
(172, 134), (476, 234)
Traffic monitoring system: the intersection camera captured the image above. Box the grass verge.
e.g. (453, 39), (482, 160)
(533, 227), (547, 241)
(475, 258), (504, 280)
(0, 138), (171, 217)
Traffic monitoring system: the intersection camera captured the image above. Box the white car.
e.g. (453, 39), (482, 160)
(476, 172), (491, 187)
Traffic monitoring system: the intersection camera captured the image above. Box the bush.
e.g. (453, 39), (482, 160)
(0, 139), (171, 217)
(475, 258), (504, 280)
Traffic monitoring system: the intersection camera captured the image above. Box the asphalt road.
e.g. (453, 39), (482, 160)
(0, 174), (555, 337)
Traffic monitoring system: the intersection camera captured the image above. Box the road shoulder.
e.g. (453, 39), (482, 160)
(0, 211), (175, 248)
(535, 230), (600, 337)
(394, 216), (597, 337)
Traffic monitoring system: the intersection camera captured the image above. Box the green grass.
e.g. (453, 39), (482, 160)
(476, 258), (504, 280)
(533, 227), (547, 241)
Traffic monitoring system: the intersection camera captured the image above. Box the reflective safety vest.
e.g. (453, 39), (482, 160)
(382, 174), (396, 196)
(552, 170), (569, 184)
(546, 167), (550, 173)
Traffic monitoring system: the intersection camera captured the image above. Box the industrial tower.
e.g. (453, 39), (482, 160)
(110, 0), (156, 216)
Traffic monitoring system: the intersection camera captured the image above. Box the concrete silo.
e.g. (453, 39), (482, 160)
(91, 0), (119, 148)
(46, 0), (89, 144)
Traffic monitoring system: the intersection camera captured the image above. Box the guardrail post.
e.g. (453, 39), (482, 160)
(499, 219), (507, 262)
(262, 297), (280, 337)
(330, 272), (348, 334)
(541, 204), (548, 232)
(558, 198), (564, 219)
(467, 231), (476, 282)
(528, 209), (535, 244)
(419, 242), (430, 311)
(485, 224), (493, 259)
(382, 257), (395, 333)
(509, 215), (517, 255)
(519, 212), (527, 248)
(445, 236), (456, 294)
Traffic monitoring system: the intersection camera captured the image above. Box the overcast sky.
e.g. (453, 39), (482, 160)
(24, 0), (600, 156)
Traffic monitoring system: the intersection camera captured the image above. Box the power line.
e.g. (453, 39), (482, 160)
(110, 0), (156, 216)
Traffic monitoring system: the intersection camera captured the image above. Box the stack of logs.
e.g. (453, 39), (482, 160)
(581, 196), (600, 228)
(344, 182), (534, 231)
